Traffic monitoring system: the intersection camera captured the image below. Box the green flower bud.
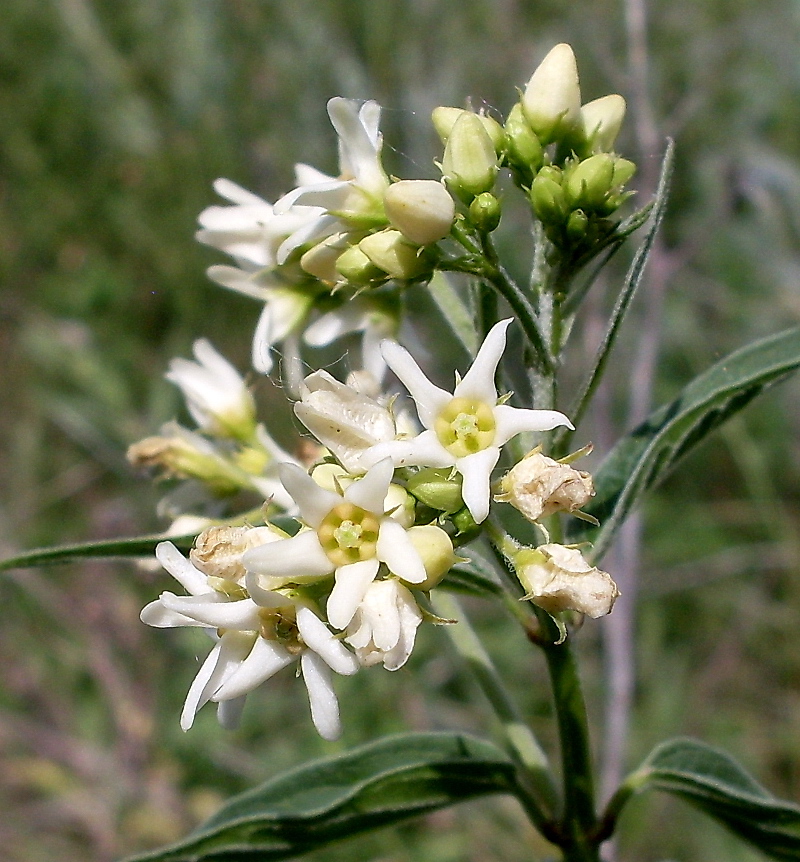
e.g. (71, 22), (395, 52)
(611, 157), (636, 187)
(566, 209), (589, 241)
(334, 243), (385, 285)
(469, 192), (502, 233)
(530, 174), (567, 224)
(406, 525), (459, 590)
(580, 94), (627, 153)
(358, 229), (427, 280)
(451, 506), (480, 539)
(522, 43), (582, 145)
(441, 112), (499, 201)
(504, 102), (544, 176)
(564, 153), (616, 210)
(384, 179), (455, 245)
(433, 107), (504, 152)
(406, 467), (464, 513)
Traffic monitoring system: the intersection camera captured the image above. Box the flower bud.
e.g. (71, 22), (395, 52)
(564, 154), (616, 210)
(530, 174), (567, 224)
(580, 94), (626, 153)
(334, 243), (385, 285)
(358, 229), (428, 280)
(406, 525), (459, 590)
(441, 112), (499, 200)
(384, 483), (416, 528)
(310, 461), (351, 492)
(406, 467), (464, 513)
(522, 43), (582, 145)
(432, 107), (505, 151)
(468, 192), (502, 233)
(383, 180), (455, 245)
(566, 209), (589, 241)
(515, 544), (619, 618)
(611, 157), (636, 187)
(504, 103), (544, 177)
(496, 451), (594, 522)
(300, 232), (350, 284)
(190, 525), (279, 582)
(127, 429), (242, 496)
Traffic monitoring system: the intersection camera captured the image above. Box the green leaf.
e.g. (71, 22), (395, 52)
(428, 270), (479, 358)
(558, 140), (674, 439)
(0, 534), (197, 571)
(568, 326), (800, 559)
(614, 738), (800, 860)
(123, 732), (518, 862)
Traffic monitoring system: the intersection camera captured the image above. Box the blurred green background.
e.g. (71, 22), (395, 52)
(2, 1), (800, 860)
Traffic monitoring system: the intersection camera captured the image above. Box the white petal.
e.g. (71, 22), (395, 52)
(180, 632), (253, 731)
(327, 558), (380, 630)
(457, 447), (501, 523)
(380, 341), (451, 428)
(278, 463), (340, 528)
(275, 213), (340, 263)
(213, 178), (268, 207)
(296, 607), (359, 675)
(140, 599), (206, 628)
(376, 519), (426, 584)
(244, 572), (295, 608)
(155, 542), (211, 595)
(212, 637), (295, 701)
(216, 696), (247, 730)
(328, 97), (387, 197)
(160, 594), (261, 630)
(383, 584), (423, 671)
(301, 651), (342, 740)
(206, 264), (275, 300)
(361, 429), (453, 470)
(492, 404), (573, 446)
(344, 458), (394, 514)
(453, 318), (510, 403)
(243, 530), (334, 582)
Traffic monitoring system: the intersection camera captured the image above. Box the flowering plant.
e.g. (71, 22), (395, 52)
(5, 42), (800, 862)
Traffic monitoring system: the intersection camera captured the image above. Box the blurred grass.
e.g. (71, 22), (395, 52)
(1, 1), (800, 860)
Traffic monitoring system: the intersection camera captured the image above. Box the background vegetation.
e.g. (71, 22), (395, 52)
(2, 1), (799, 860)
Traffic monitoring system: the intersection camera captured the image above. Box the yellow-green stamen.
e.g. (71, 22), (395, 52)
(434, 397), (496, 458)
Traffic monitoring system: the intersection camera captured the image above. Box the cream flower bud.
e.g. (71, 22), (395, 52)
(358, 229), (427, 280)
(300, 232), (350, 284)
(516, 544), (619, 618)
(190, 525), (280, 582)
(383, 180), (455, 245)
(496, 451), (594, 522)
(580, 94), (626, 153)
(441, 112), (499, 200)
(522, 43), (581, 145)
(432, 107), (505, 151)
(406, 525), (458, 590)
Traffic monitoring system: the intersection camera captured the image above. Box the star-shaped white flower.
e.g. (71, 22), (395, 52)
(273, 98), (390, 262)
(243, 458), (427, 632)
(364, 319), (573, 523)
(141, 540), (358, 740)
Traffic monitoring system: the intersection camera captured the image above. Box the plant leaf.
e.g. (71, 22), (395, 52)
(123, 732), (518, 862)
(428, 270), (479, 357)
(616, 738), (800, 860)
(568, 326), (800, 559)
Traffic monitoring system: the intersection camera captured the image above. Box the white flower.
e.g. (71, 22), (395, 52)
(243, 458), (427, 631)
(166, 339), (256, 440)
(141, 540), (358, 739)
(273, 98), (390, 262)
(345, 579), (423, 670)
(515, 543), (619, 619)
(363, 319), (573, 523)
(196, 178), (325, 270)
(294, 369), (398, 473)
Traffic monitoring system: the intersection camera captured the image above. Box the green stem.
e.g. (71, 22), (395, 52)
(432, 591), (558, 835)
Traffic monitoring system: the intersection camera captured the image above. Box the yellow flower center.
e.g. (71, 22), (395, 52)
(434, 397), (496, 458)
(317, 502), (381, 567)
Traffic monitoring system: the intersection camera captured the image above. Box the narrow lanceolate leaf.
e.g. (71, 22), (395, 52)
(615, 738), (800, 860)
(568, 326), (800, 559)
(0, 534), (198, 571)
(123, 733), (518, 862)
(428, 270), (479, 357)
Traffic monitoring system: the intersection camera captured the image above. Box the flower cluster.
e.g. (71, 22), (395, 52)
(136, 43), (627, 740)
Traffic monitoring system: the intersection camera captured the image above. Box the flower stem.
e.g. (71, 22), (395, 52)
(432, 591), (558, 834)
